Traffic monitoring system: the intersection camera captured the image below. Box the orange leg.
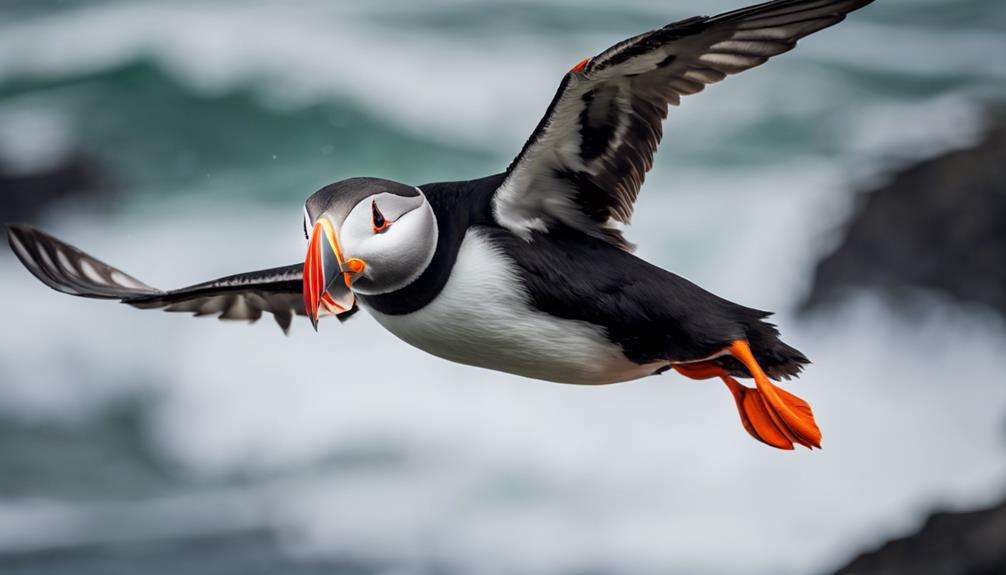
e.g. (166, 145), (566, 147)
(672, 346), (822, 451)
(671, 362), (726, 381)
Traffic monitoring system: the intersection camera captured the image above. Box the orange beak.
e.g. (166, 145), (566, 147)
(303, 217), (365, 330)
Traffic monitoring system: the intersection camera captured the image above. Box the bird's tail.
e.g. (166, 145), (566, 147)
(715, 312), (811, 380)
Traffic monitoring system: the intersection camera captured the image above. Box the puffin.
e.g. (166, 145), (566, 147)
(6, 0), (875, 451)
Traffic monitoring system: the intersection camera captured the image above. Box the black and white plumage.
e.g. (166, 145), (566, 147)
(494, 0), (873, 250)
(7, 0), (875, 450)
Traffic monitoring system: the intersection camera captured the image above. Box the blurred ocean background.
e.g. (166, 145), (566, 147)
(1, 1), (1005, 573)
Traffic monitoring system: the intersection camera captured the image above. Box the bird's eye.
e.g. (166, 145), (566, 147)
(371, 200), (390, 233)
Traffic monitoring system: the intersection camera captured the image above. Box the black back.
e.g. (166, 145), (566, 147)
(484, 224), (769, 364)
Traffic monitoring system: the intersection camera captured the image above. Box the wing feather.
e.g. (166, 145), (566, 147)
(492, 0), (873, 250)
(6, 224), (355, 333)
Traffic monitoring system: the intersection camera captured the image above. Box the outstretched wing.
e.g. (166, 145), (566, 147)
(492, 0), (873, 250)
(6, 224), (357, 333)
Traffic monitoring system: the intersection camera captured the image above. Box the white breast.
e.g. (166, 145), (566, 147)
(361, 228), (666, 385)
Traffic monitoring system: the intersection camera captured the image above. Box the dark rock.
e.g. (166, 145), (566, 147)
(832, 498), (1006, 575)
(809, 116), (1006, 575)
(0, 152), (115, 223)
(801, 120), (1006, 318)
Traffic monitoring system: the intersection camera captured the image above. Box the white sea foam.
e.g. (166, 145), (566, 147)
(0, 0), (999, 159)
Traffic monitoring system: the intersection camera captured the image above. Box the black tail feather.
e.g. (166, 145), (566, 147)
(712, 311), (810, 381)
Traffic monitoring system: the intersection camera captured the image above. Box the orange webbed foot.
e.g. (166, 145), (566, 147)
(672, 345), (822, 451)
(728, 341), (822, 449)
(720, 374), (794, 450)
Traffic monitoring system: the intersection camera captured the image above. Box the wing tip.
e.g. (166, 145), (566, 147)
(5, 222), (74, 295)
(6, 222), (39, 255)
(6, 221), (35, 234)
(7, 224), (163, 300)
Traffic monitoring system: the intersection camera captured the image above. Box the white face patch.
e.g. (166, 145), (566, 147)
(338, 191), (438, 296)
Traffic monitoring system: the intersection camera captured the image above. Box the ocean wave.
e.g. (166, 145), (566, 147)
(1, 0), (1002, 155)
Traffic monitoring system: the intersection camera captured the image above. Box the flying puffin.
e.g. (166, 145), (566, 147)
(6, 0), (875, 450)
